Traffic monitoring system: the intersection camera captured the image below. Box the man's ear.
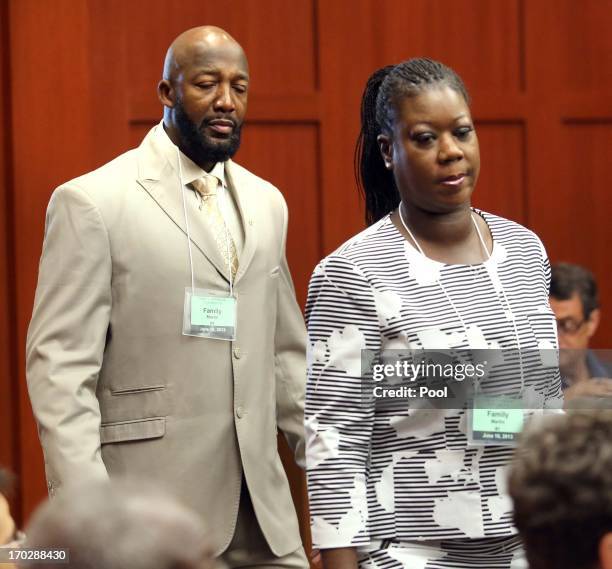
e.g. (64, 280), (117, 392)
(586, 308), (601, 339)
(158, 79), (176, 108)
(377, 134), (393, 170)
(598, 532), (612, 569)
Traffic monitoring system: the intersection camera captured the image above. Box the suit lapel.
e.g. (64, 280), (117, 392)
(225, 161), (258, 284)
(136, 132), (231, 282)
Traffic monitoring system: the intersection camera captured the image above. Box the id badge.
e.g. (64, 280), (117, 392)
(467, 396), (524, 446)
(183, 287), (236, 341)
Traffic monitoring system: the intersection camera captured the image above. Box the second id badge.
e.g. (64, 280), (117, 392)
(467, 395), (524, 447)
(183, 287), (236, 341)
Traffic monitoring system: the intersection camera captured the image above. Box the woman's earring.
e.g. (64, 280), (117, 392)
(385, 161), (392, 169)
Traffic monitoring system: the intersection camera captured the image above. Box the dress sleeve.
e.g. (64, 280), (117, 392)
(305, 253), (381, 548)
(536, 236), (564, 408)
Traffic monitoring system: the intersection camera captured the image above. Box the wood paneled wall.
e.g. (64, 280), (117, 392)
(1, 0), (611, 545)
(0, 0), (19, 518)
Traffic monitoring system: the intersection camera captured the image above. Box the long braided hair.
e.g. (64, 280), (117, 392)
(355, 58), (470, 225)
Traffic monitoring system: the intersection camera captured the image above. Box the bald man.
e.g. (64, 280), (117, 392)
(26, 27), (308, 567)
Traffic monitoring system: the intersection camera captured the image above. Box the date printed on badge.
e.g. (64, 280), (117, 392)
(0, 549), (69, 564)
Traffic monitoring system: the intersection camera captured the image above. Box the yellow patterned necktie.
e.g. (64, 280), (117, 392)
(192, 176), (239, 280)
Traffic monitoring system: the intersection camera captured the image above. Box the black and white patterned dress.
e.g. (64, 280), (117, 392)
(305, 210), (562, 568)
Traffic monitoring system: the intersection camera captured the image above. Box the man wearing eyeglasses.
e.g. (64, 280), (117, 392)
(549, 262), (612, 403)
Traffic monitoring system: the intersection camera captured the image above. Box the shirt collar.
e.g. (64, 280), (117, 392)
(154, 120), (227, 188)
(209, 161), (226, 188)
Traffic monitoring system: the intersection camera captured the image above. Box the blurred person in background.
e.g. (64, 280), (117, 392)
(550, 262), (612, 403)
(0, 467), (22, 569)
(25, 479), (214, 569)
(509, 410), (612, 569)
(0, 467), (22, 548)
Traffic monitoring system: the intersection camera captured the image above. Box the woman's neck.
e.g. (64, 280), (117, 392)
(392, 202), (491, 265)
(399, 203), (474, 246)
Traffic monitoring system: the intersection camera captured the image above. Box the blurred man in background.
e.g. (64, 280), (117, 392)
(0, 468), (15, 547)
(550, 262), (612, 403)
(0, 467), (22, 548)
(0, 467), (21, 569)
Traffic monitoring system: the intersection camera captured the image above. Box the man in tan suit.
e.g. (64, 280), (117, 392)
(26, 26), (308, 568)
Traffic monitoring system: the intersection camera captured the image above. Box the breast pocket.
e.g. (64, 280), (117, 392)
(110, 384), (165, 396)
(101, 384), (169, 428)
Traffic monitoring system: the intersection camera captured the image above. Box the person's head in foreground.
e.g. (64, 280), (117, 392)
(509, 411), (612, 569)
(25, 479), (214, 569)
(356, 57), (477, 226)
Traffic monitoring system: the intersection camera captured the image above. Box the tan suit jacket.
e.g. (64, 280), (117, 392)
(26, 126), (307, 556)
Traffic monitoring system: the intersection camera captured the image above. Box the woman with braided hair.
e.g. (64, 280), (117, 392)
(304, 58), (562, 568)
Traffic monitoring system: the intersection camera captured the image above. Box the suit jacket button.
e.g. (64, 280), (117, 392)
(233, 347), (241, 359)
(236, 406), (244, 419)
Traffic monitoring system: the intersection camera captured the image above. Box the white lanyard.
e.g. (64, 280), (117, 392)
(398, 204), (525, 391)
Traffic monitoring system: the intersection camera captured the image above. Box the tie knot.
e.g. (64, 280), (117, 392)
(192, 175), (219, 197)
